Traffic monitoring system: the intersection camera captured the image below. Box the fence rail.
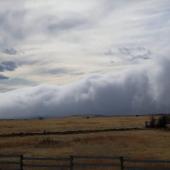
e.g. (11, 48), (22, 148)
(0, 154), (170, 170)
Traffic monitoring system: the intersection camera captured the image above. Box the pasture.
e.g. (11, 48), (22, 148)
(0, 115), (169, 160)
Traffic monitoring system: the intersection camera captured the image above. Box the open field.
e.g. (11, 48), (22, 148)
(0, 115), (170, 160)
(0, 115), (150, 134)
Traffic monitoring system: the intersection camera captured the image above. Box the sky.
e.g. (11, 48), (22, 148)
(0, 0), (170, 118)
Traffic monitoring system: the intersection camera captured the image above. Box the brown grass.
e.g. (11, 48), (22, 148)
(0, 115), (149, 134)
(0, 115), (169, 160)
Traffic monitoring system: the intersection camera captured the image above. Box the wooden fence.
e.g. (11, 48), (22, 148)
(0, 154), (170, 170)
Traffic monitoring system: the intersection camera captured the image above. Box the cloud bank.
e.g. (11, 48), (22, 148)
(0, 0), (170, 118)
(0, 57), (169, 119)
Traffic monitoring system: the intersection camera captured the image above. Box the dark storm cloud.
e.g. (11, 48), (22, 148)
(0, 61), (17, 72)
(0, 74), (8, 80)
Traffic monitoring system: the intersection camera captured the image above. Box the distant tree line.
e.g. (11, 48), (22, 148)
(145, 115), (170, 128)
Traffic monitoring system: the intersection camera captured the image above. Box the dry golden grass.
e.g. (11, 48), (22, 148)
(0, 115), (169, 160)
(0, 115), (149, 134)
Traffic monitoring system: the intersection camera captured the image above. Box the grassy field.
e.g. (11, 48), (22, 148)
(0, 115), (170, 160)
(0, 115), (150, 134)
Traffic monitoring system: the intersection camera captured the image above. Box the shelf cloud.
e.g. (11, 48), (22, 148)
(0, 57), (169, 119)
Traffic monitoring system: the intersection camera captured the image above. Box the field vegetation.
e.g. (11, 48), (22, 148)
(0, 115), (169, 160)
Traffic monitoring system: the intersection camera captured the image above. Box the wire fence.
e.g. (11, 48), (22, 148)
(0, 154), (170, 170)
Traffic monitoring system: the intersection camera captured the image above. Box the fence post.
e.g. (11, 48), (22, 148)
(120, 156), (124, 170)
(20, 155), (23, 170)
(70, 155), (74, 170)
